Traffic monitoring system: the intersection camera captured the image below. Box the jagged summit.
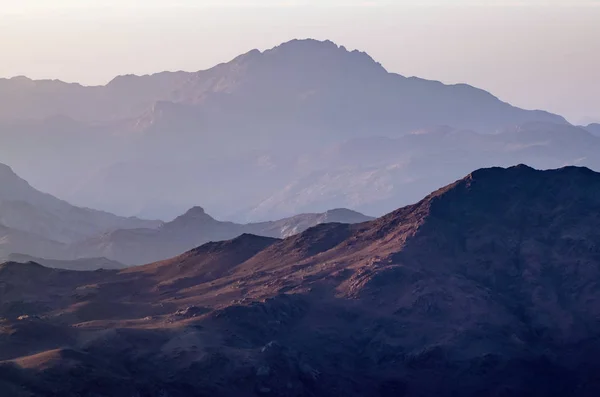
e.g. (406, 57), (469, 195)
(264, 38), (384, 69)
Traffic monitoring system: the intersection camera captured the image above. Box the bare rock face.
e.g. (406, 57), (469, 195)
(2, 165), (600, 396)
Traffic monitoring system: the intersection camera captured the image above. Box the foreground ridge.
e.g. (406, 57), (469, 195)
(1, 165), (600, 396)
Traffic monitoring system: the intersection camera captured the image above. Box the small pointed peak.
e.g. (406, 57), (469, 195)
(184, 206), (207, 216)
(164, 206), (216, 229)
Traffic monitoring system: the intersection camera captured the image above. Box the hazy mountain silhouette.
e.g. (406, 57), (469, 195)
(72, 206), (373, 265)
(0, 39), (575, 220)
(2, 166), (600, 396)
(0, 163), (161, 244)
(0, 40), (564, 131)
(5, 254), (125, 271)
(0, 164), (372, 265)
(244, 122), (600, 220)
(0, 223), (65, 260)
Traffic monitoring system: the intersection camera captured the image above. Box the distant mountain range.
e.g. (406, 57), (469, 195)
(71, 206), (373, 265)
(2, 165), (600, 396)
(0, 40), (564, 129)
(243, 121), (600, 220)
(0, 163), (372, 266)
(0, 162), (160, 244)
(5, 254), (125, 271)
(0, 39), (578, 221)
(0, 162), (161, 263)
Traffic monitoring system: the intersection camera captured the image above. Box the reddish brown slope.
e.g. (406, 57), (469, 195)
(2, 165), (600, 396)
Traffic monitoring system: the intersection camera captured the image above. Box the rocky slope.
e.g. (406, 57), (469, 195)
(1, 165), (600, 396)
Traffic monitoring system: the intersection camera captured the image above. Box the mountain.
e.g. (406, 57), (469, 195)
(585, 123), (600, 136)
(5, 254), (125, 271)
(0, 40), (564, 130)
(244, 122), (600, 220)
(0, 223), (65, 260)
(2, 165), (600, 396)
(0, 72), (189, 122)
(0, 39), (571, 220)
(0, 163), (161, 244)
(72, 206), (373, 265)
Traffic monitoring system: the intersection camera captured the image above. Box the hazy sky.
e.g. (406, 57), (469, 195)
(1, 0), (599, 123)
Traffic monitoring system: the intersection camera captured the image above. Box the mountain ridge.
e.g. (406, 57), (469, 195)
(0, 39), (585, 222)
(71, 205), (374, 265)
(0, 162), (161, 244)
(2, 165), (600, 396)
(0, 39), (566, 127)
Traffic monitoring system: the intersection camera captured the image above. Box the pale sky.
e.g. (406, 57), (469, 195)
(0, 0), (599, 123)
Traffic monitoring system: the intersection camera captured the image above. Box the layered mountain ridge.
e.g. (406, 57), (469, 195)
(0, 162), (373, 266)
(0, 39), (565, 128)
(0, 163), (160, 244)
(1, 165), (600, 396)
(72, 205), (374, 265)
(0, 39), (579, 221)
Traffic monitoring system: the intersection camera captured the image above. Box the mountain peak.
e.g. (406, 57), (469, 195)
(274, 38), (339, 50)
(264, 38), (386, 74)
(183, 206), (207, 217)
(164, 206), (217, 229)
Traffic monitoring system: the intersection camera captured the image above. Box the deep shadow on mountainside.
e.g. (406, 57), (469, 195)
(2, 165), (600, 396)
